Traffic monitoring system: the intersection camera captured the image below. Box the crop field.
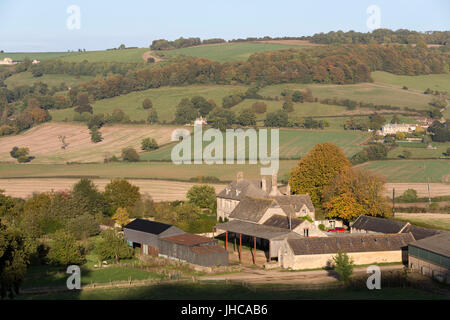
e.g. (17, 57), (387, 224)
(0, 178), (224, 201)
(4, 71), (95, 89)
(372, 71), (450, 93)
(384, 183), (450, 198)
(356, 159), (450, 183)
(140, 129), (369, 161)
(159, 42), (309, 62)
(259, 82), (433, 110)
(50, 84), (247, 122)
(393, 213), (450, 231)
(0, 123), (180, 163)
(58, 48), (149, 63)
(0, 160), (298, 181)
(0, 51), (80, 61)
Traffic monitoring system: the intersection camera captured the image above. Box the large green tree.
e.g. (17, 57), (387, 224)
(187, 185), (217, 211)
(104, 179), (141, 213)
(289, 143), (351, 207)
(95, 230), (134, 264)
(47, 230), (85, 266)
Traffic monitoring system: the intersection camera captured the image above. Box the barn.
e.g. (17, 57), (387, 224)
(123, 219), (185, 256)
(124, 219), (228, 267)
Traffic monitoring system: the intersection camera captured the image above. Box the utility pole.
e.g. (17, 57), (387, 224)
(392, 188), (395, 217)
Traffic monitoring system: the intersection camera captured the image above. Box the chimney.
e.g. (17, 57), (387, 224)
(261, 177), (267, 193)
(286, 184), (291, 196)
(269, 173), (281, 196)
(236, 171), (244, 182)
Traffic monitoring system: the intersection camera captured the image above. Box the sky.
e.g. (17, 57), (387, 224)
(0, 0), (449, 52)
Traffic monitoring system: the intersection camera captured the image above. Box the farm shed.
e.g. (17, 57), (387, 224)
(278, 233), (415, 270)
(408, 232), (450, 284)
(216, 219), (303, 263)
(351, 215), (443, 240)
(123, 219), (185, 255)
(159, 233), (228, 267)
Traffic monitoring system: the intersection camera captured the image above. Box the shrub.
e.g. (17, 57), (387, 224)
(47, 231), (85, 266)
(251, 101), (267, 114)
(318, 224), (325, 231)
(121, 147), (140, 162)
(333, 251), (354, 282)
(141, 137), (159, 151)
(90, 128), (103, 143)
(142, 98), (153, 109)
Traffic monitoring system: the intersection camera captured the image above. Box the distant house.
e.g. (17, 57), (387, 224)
(0, 57), (16, 65)
(194, 116), (207, 126)
(351, 216), (443, 240)
(278, 233), (415, 270)
(32, 59), (40, 64)
(123, 218), (228, 267)
(380, 123), (417, 136)
(408, 232), (450, 284)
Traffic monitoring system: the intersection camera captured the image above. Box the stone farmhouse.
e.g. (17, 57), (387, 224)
(379, 123), (417, 136)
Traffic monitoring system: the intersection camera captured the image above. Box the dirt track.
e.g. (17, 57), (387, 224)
(0, 178), (224, 201)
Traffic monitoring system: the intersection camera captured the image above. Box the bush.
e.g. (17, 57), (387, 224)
(121, 147), (140, 162)
(251, 101), (267, 114)
(90, 128), (103, 143)
(47, 231), (85, 266)
(141, 137), (159, 151)
(333, 251), (354, 282)
(318, 224), (325, 231)
(142, 98), (153, 109)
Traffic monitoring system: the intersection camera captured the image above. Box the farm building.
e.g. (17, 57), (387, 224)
(124, 219), (228, 267)
(123, 219), (185, 255)
(408, 232), (450, 284)
(351, 215), (443, 240)
(159, 233), (228, 267)
(278, 233), (415, 270)
(379, 123), (417, 136)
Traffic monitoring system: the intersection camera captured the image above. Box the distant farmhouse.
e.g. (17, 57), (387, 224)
(0, 57), (17, 65)
(379, 123), (417, 136)
(124, 219), (228, 267)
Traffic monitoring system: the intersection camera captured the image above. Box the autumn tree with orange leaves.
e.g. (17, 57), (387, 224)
(323, 167), (389, 221)
(289, 143), (351, 207)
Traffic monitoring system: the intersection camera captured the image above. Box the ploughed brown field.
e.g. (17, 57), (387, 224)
(0, 178), (225, 201)
(0, 123), (180, 164)
(383, 183), (450, 198)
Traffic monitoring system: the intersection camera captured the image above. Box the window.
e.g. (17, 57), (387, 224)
(303, 228), (309, 237)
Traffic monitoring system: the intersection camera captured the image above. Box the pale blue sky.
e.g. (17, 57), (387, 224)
(0, 0), (449, 52)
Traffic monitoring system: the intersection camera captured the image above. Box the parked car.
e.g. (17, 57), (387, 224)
(327, 227), (346, 233)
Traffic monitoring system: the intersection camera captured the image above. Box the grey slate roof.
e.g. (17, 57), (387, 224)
(409, 232), (450, 257)
(401, 224), (443, 241)
(216, 219), (302, 240)
(228, 196), (275, 223)
(217, 179), (271, 200)
(272, 195), (315, 213)
(351, 216), (407, 234)
(263, 215), (304, 230)
(124, 219), (176, 235)
(287, 233), (415, 255)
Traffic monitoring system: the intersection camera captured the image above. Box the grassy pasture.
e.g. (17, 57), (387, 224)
(50, 84), (247, 122)
(140, 129), (369, 161)
(4, 71), (94, 89)
(160, 42), (309, 62)
(388, 142), (450, 159)
(356, 159), (450, 183)
(372, 71), (450, 93)
(58, 48), (149, 63)
(393, 213), (450, 231)
(259, 82), (433, 110)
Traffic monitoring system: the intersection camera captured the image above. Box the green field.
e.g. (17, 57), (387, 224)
(356, 159), (450, 183)
(160, 42), (309, 62)
(20, 283), (446, 300)
(388, 142), (450, 159)
(372, 71), (450, 93)
(50, 84), (247, 122)
(0, 51), (80, 61)
(141, 129), (369, 161)
(259, 82), (433, 110)
(4, 71), (94, 89)
(393, 215), (450, 231)
(59, 48), (149, 63)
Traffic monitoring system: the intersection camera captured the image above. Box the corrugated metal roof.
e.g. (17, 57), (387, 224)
(351, 216), (407, 234)
(216, 219), (301, 240)
(287, 233), (415, 255)
(409, 232), (450, 257)
(161, 233), (215, 246)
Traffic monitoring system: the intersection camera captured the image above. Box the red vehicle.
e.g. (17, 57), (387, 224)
(327, 227), (346, 233)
